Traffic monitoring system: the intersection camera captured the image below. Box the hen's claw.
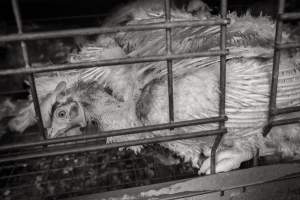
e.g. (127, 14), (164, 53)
(199, 148), (254, 175)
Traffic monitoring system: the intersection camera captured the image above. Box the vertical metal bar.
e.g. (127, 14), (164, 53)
(253, 148), (259, 166)
(164, 0), (174, 123)
(263, 0), (286, 137)
(11, 0), (46, 139)
(211, 0), (227, 174)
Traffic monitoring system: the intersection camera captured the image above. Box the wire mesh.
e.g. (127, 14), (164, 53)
(1, 0), (299, 199)
(0, 0), (229, 164)
(0, 0), (230, 198)
(0, 145), (198, 199)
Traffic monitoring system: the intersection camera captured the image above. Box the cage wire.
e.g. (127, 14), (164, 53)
(0, 144), (198, 199)
(0, 0), (299, 199)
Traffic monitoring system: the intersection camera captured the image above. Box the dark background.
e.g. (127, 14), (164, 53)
(0, 0), (299, 29)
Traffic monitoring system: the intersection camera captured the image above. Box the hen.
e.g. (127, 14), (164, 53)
(9, 0), (300, 174)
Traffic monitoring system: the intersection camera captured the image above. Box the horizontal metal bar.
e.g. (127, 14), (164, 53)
(263, 117), (300, 136)
(271, 117), (300, 127)
(279, 12), (300, 20)
(275, 42), (300, 49)
(0, 50), (229, 76)
(273, 106), (300, 115)
(0, 116), (227, 151)
(0, 19), (230, 43)
(0, 89), (28, 96)
(0, 128), (227, 163)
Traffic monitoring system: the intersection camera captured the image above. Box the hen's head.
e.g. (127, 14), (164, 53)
(42, 81), (100, 138)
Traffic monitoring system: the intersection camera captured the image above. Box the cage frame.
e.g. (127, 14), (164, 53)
(0, 0), (300, 199)
(0, 0), (230, 173)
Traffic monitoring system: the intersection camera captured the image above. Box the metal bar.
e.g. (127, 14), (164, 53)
(210, 134), (223, 174)
(263, 117), (300, 136)
(0, 50), (229, 76)
(11, 0), (46, 139)
(253, 148), (259, 167)
(0, 89), (28, 96)
(279, 12), (300, 20)
(211, 0), (227, 174)
(264, 0), (285, 137)
(276, 42), (300, 49)
(165, 0), (174, 123)
(0, 19), (230, 43)
(271, 117), (300, 127)
(0, 129), (227, 163)
(0, 116), (227, 151)
(273, 106), (300, 115)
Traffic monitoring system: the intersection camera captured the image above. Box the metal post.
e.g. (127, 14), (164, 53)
(11, 0), (46, 139)
(165, 0), (174, 124)
(211, 0), (228, 174)
(263, 0), (286, 137)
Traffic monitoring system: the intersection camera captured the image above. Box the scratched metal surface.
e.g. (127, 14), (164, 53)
(66, 162), (300, 200)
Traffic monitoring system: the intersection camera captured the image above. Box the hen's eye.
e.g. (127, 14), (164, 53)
(57, 110), (67, 118)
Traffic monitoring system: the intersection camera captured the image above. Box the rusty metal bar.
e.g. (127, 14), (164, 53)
(273, 106), (300, 115)
(11, 0), (46, 139)
(263, 0), (286, 137)
(0, 50), (229, 76)
(276, 43), (300, 49)
(165, 0), (174, 123)
(0, 116), (227, 151)
(211, 0), (228, 174)
(0, 128), (227, 163)
(0, 19), (230, 43)
(279, 12), (300, 20)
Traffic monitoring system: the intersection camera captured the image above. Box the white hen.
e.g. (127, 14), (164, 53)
(9, 1), (300, 174)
